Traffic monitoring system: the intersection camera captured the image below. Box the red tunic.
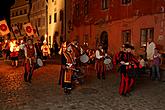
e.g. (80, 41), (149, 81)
(27, 45), (35, 58)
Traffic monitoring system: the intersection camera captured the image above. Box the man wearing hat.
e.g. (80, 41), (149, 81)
(24, 38), (37, 83)
(58, 41), (74, 94)
(113, 44), (127, 96)
(95, 44), (106, 79)
(41, 40), (50, 61)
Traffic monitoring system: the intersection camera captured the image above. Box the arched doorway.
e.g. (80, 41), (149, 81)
(100, 31), (108, 53)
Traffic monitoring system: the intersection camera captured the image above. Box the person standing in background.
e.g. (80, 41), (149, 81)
(146, 37), (156, 77)
(151, 48), (162, 81)
(41, 40), (50, 61)
(10, 40), (19, 67)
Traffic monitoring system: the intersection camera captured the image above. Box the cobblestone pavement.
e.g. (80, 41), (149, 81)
(0, 60), (165, 110)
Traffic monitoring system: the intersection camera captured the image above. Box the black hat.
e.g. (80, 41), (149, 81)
(124, 44), (130, 49)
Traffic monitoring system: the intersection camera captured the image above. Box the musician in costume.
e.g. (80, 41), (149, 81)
(95, 44), (106, 79)
(10, 40), (20, 67)
(114, 44), (141, 96)
(24, 39), (37, 83)
(59, 41), (74, 94)
(41, 40), (50, 61)
(113, 44), (127, 96)
(71, 40), (83, 66)
(126, 45), (141, 94)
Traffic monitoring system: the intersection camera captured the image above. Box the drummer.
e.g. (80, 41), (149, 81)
(95, 44), (106, 79)
(24, 38), (37, 83)
(72, 40), (83, 66)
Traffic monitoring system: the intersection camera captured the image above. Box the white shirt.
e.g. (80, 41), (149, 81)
(41, 45), (50, 54)
(146, 42), (156, 60)
(140, 59), (146, 67)
(96, 49), (104, 59)
(19, 44), (25, 50)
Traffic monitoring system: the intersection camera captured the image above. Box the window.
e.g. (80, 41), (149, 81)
(102, 0), (109, 10)
(54, 13), (57, 22)
(12, 12), (14, 17)
(24, 9), (27, 14)
(16, 11), (18, 16)
(84, 0), (89, 15)
(121, 0), (132, 5)
(49, 15), (51, 24)
(83, 34), (89, 45)
(20, 10), (22, 15)
(122, 30), (131, 44)
(75, 4), (80, 17)
(140, 28), (154, 47)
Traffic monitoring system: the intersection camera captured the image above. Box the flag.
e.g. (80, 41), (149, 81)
(12, 25), (21, 37)
(0, 20), (10, 36)
(23, 23), (34, 36)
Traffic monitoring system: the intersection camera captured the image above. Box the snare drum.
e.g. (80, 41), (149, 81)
(104, 58), (111, 64)
(80, 53), (89, 63)
(37, 58), (43, 67)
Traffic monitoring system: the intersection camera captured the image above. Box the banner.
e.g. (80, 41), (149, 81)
(12, 25), (21, 37)
(23, 23), (34, 36)
(0, 20), (10, 36)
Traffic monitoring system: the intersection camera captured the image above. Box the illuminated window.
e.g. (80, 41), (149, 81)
(122, 30), (131, 44)
(121, 0), (132, 5)
(140, 28), (154, 47)
(102, 0), (109, 10)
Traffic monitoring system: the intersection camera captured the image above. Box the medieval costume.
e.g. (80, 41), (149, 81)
(59, 42), (74, 94)
(41, 40), (50, 60)
(95, 44), (106, 79)
(114, 44), (141, 96)
(113, 45), (127, 95)
(10, 40), (19, 67)
(24, 39), (37, 83)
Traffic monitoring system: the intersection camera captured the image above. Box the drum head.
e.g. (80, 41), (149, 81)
(80, 54), (89, 63)
(37, 58), (43, 67)
(104, 58), (111, 64)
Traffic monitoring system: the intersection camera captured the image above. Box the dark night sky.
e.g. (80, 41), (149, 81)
(0, 0), (15, 22)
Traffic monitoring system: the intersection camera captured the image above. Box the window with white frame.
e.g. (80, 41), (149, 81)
(140, 28), (154, 47)
(102, 0), (109, 10)
(122, 30), (131, 44)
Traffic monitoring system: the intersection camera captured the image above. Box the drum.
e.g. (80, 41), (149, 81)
(37, 58), (43, 67)
(80, 53), (89, 63)
(104, 58), (111, 64)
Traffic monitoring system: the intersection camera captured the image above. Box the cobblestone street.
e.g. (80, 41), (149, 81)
(0, 60), (165, 110)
